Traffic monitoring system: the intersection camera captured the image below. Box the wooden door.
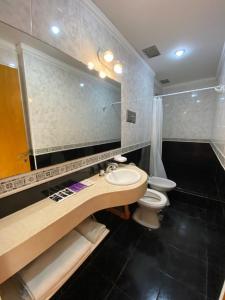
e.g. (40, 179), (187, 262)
(0, 64), (30, 179)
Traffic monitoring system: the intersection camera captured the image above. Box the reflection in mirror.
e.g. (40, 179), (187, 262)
(0, 22), (121, 179)
(0, 41), (30, 179)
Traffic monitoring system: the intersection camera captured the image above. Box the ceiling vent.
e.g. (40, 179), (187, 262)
(142, 45), (160, 58)
(160, 79), (170, 84)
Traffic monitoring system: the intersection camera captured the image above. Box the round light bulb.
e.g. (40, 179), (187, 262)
(103, 50), (114, 62)
(99, 71), (106, 79)
(175, 49), (185, 57)
(113, 62), (123, 74)
(87, 62), (94, 70)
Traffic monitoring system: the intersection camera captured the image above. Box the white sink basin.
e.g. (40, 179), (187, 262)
(105, 168), (141, 186)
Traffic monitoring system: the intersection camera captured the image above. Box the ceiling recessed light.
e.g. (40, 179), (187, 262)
(80, 83), (84, 87)
(196, 99), (201, 103)
(51, 26), (60, 35)
(192, 93), (197, 98)
(175, 49), (185, 57)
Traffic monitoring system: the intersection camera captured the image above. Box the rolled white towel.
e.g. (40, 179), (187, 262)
(76, 217), (106, 244)
(18, 230), (91, 300)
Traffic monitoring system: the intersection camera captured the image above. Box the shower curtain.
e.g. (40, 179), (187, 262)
(150, 96), (167, 178)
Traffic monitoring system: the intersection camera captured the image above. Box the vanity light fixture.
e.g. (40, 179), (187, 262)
(175, 49), (185, 57)
(51, 26), (60, 35)
(97, 49), (123, 75)
(113, 62), (123, 74)
(99, 71), (106, 79)
(87, 62), (95, 70)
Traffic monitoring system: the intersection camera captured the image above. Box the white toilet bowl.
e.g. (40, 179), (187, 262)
(148, 176), (176, 205)
(133, 189), (167, 229)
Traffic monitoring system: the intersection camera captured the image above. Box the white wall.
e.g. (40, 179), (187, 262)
(211, 42), (225, 169)
(162, 78), (217, 142)
(0, 0), (154, 149)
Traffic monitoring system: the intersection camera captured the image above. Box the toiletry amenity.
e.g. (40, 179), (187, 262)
(68, 182), (87, 192)
(114, 155), (127, 163)
(49, 181), (93, 202)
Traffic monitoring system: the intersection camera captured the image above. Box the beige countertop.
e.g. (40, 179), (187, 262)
(0, 165), (147, 284)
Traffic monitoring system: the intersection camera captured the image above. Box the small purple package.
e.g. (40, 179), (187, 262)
(68, 182), (87, 192)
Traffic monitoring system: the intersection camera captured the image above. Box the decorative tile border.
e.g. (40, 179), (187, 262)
(0, 141), (150, 199)
(34, 139), (121, 155)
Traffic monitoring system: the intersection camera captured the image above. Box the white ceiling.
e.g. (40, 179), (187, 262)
(92, 0), (225, 85)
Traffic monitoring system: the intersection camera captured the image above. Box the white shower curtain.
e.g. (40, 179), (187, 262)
(150, 96), (167, 178)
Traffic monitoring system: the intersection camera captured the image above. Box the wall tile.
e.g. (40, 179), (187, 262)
(163, 89), (216, 141)
(211, 42), (225, 169)
(0, 0), (31, 33)
(0, 0), (154, 197)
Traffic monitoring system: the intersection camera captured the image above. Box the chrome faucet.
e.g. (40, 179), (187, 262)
(105, 162), (118, 173)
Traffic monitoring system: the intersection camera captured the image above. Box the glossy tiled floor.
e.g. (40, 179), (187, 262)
(52, 191), (225, 300)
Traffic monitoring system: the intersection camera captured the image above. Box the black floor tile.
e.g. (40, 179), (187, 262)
(206, 223), (225, 271)
(112, 219), (146, 253)
(133, 238), (207, 295)
(60, 264), (113, 300)
(170, 196), (206, 221)
(106, 286), (133, 300)
(158, 209), (207, 261)
(91, 234), (131, 282)
(207, 263), (225, 300)
(169, 190), (209, 209)
(163, 246), (207, 295)
(95, 210), (124, 233)
(157, 272), (205, 300)
(116, 254), (161, 300)
(206, 201), (225, 228)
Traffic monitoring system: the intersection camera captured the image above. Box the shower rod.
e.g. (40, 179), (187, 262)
(156, 84), (225, 98)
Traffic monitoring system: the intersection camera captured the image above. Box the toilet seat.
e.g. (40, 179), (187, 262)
(138, 189), (167, 209)
(148, 177), (176, 190)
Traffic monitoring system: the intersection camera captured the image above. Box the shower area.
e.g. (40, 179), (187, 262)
(159, 85), (225, 202)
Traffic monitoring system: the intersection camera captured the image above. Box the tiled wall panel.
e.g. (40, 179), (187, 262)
(0, 0), (31, 33)
(0, 0), (154, 197)
(211, 42), (225, 169)
(30, 0), (154, 148)
(163, 89), (216, 141)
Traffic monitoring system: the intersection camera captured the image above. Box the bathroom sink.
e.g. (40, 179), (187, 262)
(105, 168), (141, 185)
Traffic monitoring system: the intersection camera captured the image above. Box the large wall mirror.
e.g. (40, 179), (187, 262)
(0, 22), (121, 180)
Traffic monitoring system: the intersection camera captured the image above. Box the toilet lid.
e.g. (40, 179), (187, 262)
(138, 189), (167, 208)
(148, 177), (176, 189)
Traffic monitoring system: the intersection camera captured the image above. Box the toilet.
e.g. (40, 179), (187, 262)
(133, 189), (167, 229)
(148, 176), (176, 205)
